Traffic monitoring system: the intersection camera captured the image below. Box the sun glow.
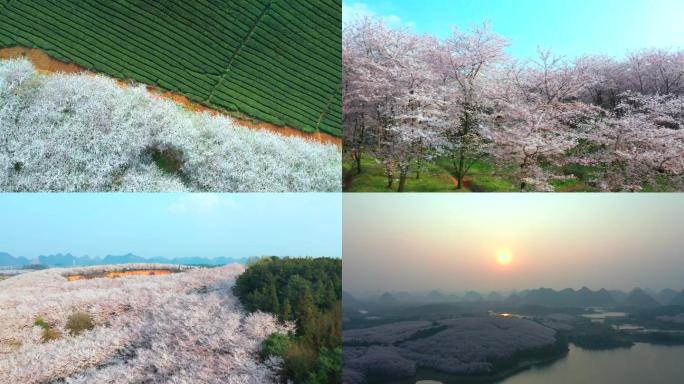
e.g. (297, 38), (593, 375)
(496, 250), (512, 265)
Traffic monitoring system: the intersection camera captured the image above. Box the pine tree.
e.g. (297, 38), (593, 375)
(282, 298), (292, 321)
(268, 283), (280, 314)
(296, 289), (316, 338)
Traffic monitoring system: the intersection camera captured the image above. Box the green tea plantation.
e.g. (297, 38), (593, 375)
(0, 0), (341, 136)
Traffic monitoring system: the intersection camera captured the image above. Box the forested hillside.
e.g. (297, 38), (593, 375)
(234, 257), (342, 384)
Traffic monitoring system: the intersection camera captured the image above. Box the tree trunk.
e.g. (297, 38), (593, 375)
(456, 147), (465, 190)
(398, 170), (408, 192)
(415, 170), (420, 179)
(356, 115), (365, 174)
(355, 153), (362, 174)
(455, 109), (470, 190)
(386, 170), (394, 189)
(519, 163), (527, 191)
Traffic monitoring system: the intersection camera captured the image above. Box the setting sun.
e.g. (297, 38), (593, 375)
(496, 250), (512, 265)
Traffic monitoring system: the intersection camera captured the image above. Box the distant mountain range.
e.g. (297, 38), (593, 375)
(507, 287), (682, 308)
(350, 286), (684, 308)
(378, 292), (397, 302)
(0, 252), (249, 267)
(622, 288), (661, 308)
(0, 252), (30, 267)
(670, 290), (684, 306)
(463, 291), (485, 302)
(509, 287), (616, 307)
(656, 288), (679, 305)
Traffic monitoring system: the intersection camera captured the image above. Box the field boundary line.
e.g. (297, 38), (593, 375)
(0, 0), (11, 17)
(206, 0), (272, 104)
(316, 85), (340, 133)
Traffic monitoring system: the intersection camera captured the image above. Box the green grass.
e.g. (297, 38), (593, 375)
(640, 174), (684, 192)
(550, 178), (594, 192)
(344, 152), (674, 192)
(344, 154), (520, 192)
(434, 157), (519, 192)
(147, 147), (184, 175)
(344, 156), (455, 192)
(346, 147), (678, 192)
(550, 161), (678, 192)
(65, 312), (95, 336)
(0, 0), (341, 136)
(34, 316), (61, 342)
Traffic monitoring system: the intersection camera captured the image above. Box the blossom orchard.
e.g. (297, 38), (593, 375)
(343, 19), (684, 191)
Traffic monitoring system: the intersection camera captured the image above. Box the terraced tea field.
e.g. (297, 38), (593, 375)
(0, 0), (341, 137)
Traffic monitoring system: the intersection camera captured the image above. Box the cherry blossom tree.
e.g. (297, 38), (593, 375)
(431, 22), (509, 189)
(0, 264), (293, 383)
(575, 55), (622, 109)
(524, 48), (593, 104)
(343, 18), (422, 176)
(343, 19), (442, 190)
(623, 49), (684, 96)
(342, 19), (684, 191)
(344, 317), (558, 380)
(343, 18), (388, 175)
(577, 92), (684, 190)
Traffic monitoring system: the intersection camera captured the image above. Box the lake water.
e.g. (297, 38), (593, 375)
(581, 310), (627, 323)
(499, 343), (684, 384)
(410, 343), (684, 384)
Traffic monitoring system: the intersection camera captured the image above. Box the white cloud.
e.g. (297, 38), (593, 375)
(168, 194), (235, 215)
(342, 2), (373, 25)
(382, 14), (402, 27)
(342, 1), (413, 29)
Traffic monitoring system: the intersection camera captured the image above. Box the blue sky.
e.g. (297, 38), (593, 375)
(343, 0), (684, 59)
(0, 194), (341, 259)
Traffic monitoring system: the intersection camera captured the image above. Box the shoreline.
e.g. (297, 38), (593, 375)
(369, 345), (569, 384)
(374, 338), (684, 384)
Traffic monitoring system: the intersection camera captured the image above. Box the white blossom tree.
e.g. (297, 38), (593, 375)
(578, 92), (684, 190)
(431, 22), (509, 189)
(342, 18), (684, 191)
(0, 59), (341, 192)
(0, 264), (294, 383)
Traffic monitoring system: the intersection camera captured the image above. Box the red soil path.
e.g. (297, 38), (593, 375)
(67, 269), (173, 282)
(448, 173), (472, 190)
(0, 46), (341, 146)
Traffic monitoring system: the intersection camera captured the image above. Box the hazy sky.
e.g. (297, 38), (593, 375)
(344, 194), (684, 294)
(0, 193), (341, 260)
(343, 0), (684, 59)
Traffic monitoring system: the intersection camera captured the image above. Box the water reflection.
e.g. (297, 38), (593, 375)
(405, 343), (684, 384)
(499, 343), (684, 384)
(581, 310), (627, 323)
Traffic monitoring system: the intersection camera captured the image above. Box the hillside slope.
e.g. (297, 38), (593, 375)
(0, 0), (341, 136)
(0, 59), (340, 192)
(0, 264), (291, 383)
